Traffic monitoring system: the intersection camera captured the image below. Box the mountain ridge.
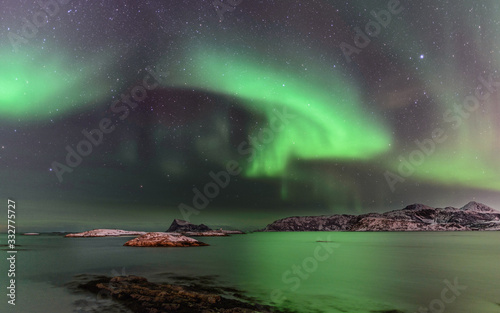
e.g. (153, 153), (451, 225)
(262, 201), (500, 232)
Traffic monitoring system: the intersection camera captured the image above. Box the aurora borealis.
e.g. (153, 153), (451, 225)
(0, 48), (118, 120)
(166, 47), (392, 177)
(2, 0), (500, 231)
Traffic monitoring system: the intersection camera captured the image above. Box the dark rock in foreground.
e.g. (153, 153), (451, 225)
(263, 201), (500, 232)
(78, 275), (287, 313)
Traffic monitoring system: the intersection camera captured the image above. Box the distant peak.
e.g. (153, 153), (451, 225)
(460, 201), (496, 212)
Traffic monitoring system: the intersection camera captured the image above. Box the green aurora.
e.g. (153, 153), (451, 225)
(0, 48), (115, 120)
(164, 47), (392, 177)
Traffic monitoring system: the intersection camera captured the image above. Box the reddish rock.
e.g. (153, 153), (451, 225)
(123, 232), (208, 247)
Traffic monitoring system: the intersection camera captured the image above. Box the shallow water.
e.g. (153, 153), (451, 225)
(0, 232), (499, 312)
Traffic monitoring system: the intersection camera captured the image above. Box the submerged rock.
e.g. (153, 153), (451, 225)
(183, 230), (245, 236)
(123, 232), (209, 247)
(183, 231), (228, 237)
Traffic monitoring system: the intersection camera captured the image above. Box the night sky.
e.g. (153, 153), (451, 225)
(2, 0), (500, 232)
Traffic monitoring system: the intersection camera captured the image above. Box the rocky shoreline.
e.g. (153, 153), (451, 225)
(61, 202), (500, 248)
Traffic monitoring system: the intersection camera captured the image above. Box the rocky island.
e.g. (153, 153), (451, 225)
(167, 219), (245, 236)
(123, 232), (209, 247)
(65, 229), (147, 237)
(263, 201), (500, 232)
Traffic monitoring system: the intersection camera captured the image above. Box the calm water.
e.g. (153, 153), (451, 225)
(1, 232), (499, 313)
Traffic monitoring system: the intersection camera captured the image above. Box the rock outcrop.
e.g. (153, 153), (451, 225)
(123, 232), (208, 247)
(65, 229), (147, 237)
(167, 219), (245, 236)
(167, 219), (212, 232)
(262, 201), (500, 232)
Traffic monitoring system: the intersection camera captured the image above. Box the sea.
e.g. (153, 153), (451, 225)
(1, 232), (499, 313)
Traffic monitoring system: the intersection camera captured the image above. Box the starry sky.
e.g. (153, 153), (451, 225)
(2, 0), (500, 232)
